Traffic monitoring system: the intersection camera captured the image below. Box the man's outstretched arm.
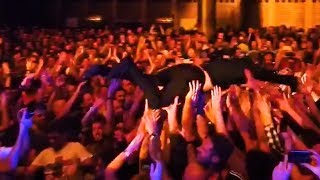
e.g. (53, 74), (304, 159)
(0, 109), (32, 172)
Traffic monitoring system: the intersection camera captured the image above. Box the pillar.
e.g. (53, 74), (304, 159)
(171, 0), (179, 29)
(200, 0), (215, 37)
(304, 0), (313, 29)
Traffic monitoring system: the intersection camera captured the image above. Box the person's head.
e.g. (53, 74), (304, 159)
(183, 162), (207, 180)
(119, 34), (126, 43)
(121, 80), (135, 95)
(47, 122), (69, 151)
(156, 40), (163, 49)
(187, 48), (196, 58)
(251, 41), (258, 49)
(114, 88), (126, 105)
(108, 34), (114, 43)
(26, 55), (39, 72)
(234, 48), (243, 58)
(263, 52), (274, 64)
(32, 104), (47, 128)
(306, 40), (313, 49)
(300, 41), (307, 49)
(81, 93), (94, 110)
(91, 115), (105, 142)
(196, 135), (234, 172)
(128, 34), (136, 45)
(52, 99), (67, 117)
(21, 78), (41, 105)
(292, 40), (298, 50)
(248, 27), (255, 34)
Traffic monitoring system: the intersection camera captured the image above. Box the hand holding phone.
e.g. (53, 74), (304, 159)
(300, 150), (320, 178)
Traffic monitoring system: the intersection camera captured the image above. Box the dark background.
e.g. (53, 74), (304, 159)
(0, 0), (258, 29)
(0, 0), (65, 26)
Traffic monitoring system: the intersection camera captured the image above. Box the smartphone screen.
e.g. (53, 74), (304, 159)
(288, 151), (312, 164)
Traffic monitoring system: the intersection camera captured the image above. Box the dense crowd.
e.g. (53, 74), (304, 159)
(0, 24), (319, 179)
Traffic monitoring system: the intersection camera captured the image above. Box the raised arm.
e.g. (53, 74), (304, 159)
(210, 86), (228, 136)
(57, 81), (86, 119)
(227, 87), (256, 151)
(162, 96), (180, 134)
(0, 109), (32, 172)
(105, 133), (145, 178)
(105, 79), (121, 123)
(81, 98), (104, 126)
(2, 62), (11, 89)
(0, 92), (11, 131)
(181, 80), (201, 142)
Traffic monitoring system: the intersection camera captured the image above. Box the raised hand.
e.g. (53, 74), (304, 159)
(55, 75), (66, 87)
(244, 69), (261, 90)
(302, 150), (320, 178)
(143, 109), (161, 135)
(185, 80), (201, 104)
(272, 155), (293, 180)
(143, 99), (152, 116)
(277, 93), (292, 112)
(93, 98), (104, 108)
(211, 86), (222, 110)
(162, 96), (180, 132)
(77, 81), (87, 90)
(203, 99), (215, 124)
(38, 58), (44, 69)
(19, 108), (33, 129)
(162, 96), (179, 115)
(2, 62), (10, 75)
(150, 161), (163, 180)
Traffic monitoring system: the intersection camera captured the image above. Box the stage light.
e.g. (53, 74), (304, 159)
(87, 15), (102, 22)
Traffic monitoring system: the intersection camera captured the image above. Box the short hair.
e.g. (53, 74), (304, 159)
(91, 114), (106, 125)
(21, 78), (41, 96)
